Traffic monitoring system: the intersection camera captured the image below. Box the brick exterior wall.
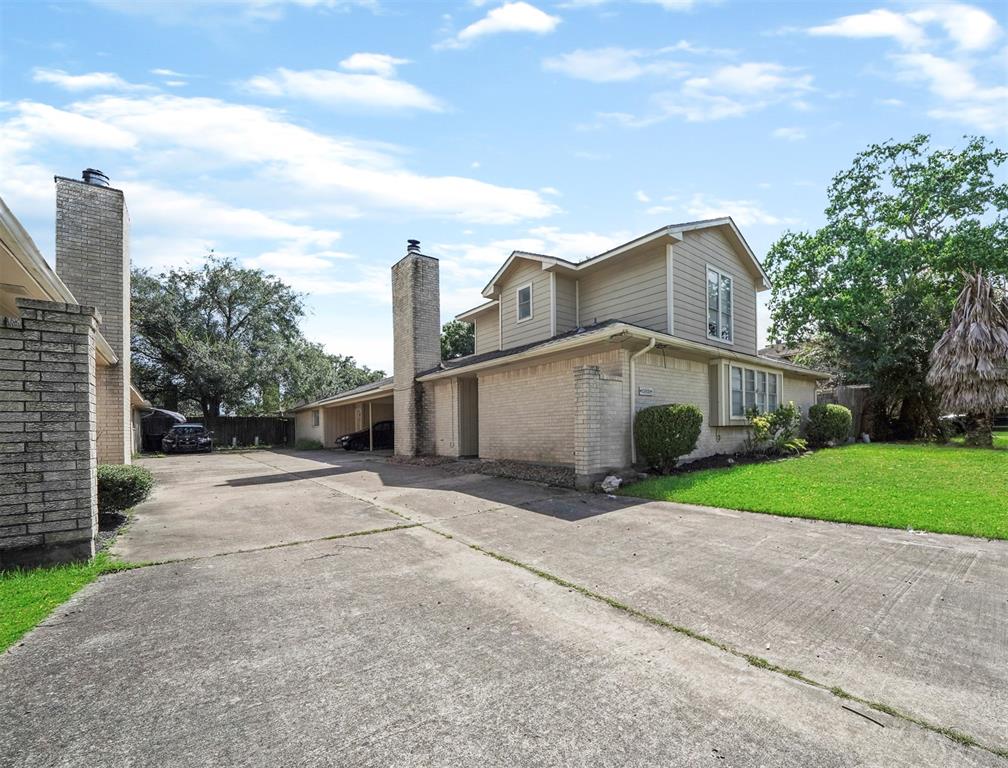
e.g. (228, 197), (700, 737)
(634, 351), (749, 460)
(55, 177), (131, 466)
(391, 251), (440, 456)
(573, 363), (630, 488)
(0, 299), (98, 568)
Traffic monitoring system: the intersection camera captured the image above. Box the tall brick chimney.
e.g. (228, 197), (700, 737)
(55, 170), (131, 465)
(391, 239), (440, 456)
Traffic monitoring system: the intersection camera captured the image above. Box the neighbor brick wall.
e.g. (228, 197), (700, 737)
(55, 177), (131, 465)
(0, 299), (98, 568)
(391, 251), (440, 456)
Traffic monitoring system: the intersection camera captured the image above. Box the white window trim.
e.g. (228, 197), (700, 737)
(705, 264), (734, 345)
(516, 282), (533, 323)
(666, 243), (674, 334)
(729, 364), (782, 420)
(549, 272), (556, 336)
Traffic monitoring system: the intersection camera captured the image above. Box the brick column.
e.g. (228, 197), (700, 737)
(573, 365), (603, 489)
(55, 176), (131, 465)
(391, 243), (440, 457)
(0, 299), (99, 568)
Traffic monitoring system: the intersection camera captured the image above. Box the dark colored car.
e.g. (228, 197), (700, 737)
(162, 423), (214, 454)
(337, 420), (394, 451)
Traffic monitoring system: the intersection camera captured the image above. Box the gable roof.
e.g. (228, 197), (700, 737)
(477, 217), (770, 301)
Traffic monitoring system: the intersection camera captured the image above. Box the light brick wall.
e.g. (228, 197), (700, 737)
(573, 364), (630, 488)
(476, 349), (625, 466)
(783, 376), (817, 418)
(634, 351), (749, 460)
(391, 251), (440, 456)
(0, 299), (98, 568)
(55, 177), (131, 466)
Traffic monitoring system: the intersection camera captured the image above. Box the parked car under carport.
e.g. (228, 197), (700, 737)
(337, 420), (393, 451)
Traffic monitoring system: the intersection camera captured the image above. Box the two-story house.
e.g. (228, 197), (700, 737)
(294, 219), (826, 488)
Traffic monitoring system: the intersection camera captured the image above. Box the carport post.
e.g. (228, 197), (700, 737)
(368, 402), (373, 451)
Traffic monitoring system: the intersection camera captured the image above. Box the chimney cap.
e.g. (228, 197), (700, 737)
(82, 168), (110, 187)
(407, 239), (421, 254)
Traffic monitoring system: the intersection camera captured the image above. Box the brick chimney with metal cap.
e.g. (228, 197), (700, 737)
(54, 169), (132, 465)
(391, 239), (440, 456)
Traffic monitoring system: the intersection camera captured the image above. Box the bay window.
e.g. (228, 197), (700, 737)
(730, 365), (782, 418)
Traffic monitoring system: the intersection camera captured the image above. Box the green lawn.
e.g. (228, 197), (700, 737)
(0, 553), (134, 653)
(622, 441), (1008, 540)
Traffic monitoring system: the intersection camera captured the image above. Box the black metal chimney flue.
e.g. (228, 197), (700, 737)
(407, 239), (421, 254)
(82, 168), (110, 187)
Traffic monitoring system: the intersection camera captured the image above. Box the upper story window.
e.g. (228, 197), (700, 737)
(707, 267), (733, 343)
(516, 283), (533, 322)
(730, 366), (781, 417)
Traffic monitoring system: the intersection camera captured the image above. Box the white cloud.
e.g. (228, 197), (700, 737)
(542, 47), (687, 82)
(244, 66), (443, 111)
(772, 126), (806, 141)
(338, 52), (409, 77)
(150, 67), (187, 77)
(91, 0), (377, 25)
(891, 52), (1008, 132)
(635, 190), (651, 203)
(681, 194), (791, 227)
(32, 68), (146, 92)
(809, 9), (928, 48)
(439, 2), (560, 49)
(808, 4), (1000, 51)
(2, 94), (557, 224)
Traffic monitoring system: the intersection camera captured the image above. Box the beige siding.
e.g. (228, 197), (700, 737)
(783, 375), (817, 418)
(634, 351), (749, 460)
(499, 259), (552, 349)
(431, 379), (460, 456)
(472, 307), (500, 354)
(295, 408), (325, 445)
(555, 274), (578, 334)
(672, 228), (759, 355)
(578, 244), (667, 332)
(477, 349), (624, 465)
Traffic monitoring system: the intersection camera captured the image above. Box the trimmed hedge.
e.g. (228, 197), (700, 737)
(807, 403), (853, 446)
(294, 438), (324, 450)
(634, 403), (703, 474)
(97, 464), (154, 514)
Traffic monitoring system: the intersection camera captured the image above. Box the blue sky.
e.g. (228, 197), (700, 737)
(2, 0), (1005, 372)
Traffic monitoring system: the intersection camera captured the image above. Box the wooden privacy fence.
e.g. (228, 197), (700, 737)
(196, 416), (295, 448)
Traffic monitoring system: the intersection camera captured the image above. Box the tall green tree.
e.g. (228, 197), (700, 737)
(441, 319), (475, 359)
(765, 135), (1008, 438)
(132, 254), (305, 419)
(266, 340), (385, 413)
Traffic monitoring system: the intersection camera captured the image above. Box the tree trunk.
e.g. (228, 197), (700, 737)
(964, 412), (993, 447)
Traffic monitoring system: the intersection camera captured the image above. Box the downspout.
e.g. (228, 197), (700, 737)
(629, 337), (657, 465)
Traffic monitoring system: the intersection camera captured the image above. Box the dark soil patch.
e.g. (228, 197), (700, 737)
(96, 512), (128, 552)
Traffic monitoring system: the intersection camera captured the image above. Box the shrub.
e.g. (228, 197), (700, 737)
(634, 403), (703, 473)
(745, 402), (807, 456)
(97, 464), (154, 514)
(807, 403), (853, 446)
(294, 438), (324, 450)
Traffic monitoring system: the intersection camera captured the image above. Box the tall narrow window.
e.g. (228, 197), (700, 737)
(756, 371), (767, 412)
(517, 284), (532, 322)
(311, 409), (320, 427)
(768, 374), (779, 411)
(730, 366), (744, 417)
(706, 267), (733, 342)
(744, 369), (756, 411)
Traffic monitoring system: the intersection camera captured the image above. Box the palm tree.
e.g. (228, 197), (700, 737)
(927, 271), (1008, 447)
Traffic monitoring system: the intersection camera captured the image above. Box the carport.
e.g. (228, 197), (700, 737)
(294, 377), (394, 450)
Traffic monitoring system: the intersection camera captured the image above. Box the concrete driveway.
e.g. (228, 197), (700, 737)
(2, 449), (1005, 767)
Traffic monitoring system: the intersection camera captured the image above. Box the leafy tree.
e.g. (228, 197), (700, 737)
(765, 135), (1008, 439)
(269, 340), (385, 412)
(441, 319), (475, 359)
(927, 271), (1008, 446)
(132, 254), (304, 419)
